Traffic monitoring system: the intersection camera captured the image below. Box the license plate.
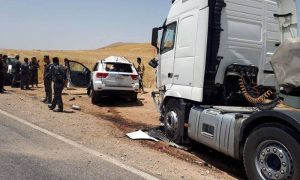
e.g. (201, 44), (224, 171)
(116, 77), (124, 80)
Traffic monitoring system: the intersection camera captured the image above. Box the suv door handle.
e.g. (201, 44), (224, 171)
(168, 73), (173, 78)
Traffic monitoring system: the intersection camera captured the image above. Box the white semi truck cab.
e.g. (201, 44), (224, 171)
(149, 0), (300, 179)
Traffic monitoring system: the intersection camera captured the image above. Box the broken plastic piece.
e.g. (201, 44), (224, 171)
(71, 105), (81, 111)
(126, 130), (159, 142)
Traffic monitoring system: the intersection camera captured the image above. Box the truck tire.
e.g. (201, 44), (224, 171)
(244, 125), (300, 180)
(163, 99), (185, 144)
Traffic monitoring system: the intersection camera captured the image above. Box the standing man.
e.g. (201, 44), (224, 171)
(11, 55), (21, 87)
(1, 55), (8, 91)
(30, 57), (40, 88)
(43, 55), (53, 104)
(64, 58), (71, 88)
(136, 57), (145, 93)
(0, 54), (4, 93)
(20, 58), (30, 90)
(48, 57), (67, 112)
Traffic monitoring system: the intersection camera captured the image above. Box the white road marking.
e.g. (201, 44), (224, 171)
(0, 109), (159, 180)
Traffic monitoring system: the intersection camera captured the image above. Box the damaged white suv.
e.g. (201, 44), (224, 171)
(65, 56), (140, 104)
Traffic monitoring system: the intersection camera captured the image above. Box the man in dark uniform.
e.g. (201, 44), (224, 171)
(29, 57), (40, 88)
(12, 55), (21, 87)
(48, 57), (67, 112)
(1, 55), (8, 92)
(20, 58), (31, 90)
(43, 55), (53, 104)
(0, 54), (4, 93)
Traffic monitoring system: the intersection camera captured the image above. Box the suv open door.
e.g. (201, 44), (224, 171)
(65, 60), (91, 88)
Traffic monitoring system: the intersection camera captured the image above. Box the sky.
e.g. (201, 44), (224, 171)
(0, 0), (171, 50)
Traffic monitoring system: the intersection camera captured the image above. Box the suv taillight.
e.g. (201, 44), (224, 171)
(131, 75), (139, 80)
(96, 72), (108, 78)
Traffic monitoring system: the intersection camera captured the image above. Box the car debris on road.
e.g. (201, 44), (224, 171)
(127, 128), (191, 151)
(126, 130), (159, 142)
(71, 105), (81, 111)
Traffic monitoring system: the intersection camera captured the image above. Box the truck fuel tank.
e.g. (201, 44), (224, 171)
(188, 106), (250, 158)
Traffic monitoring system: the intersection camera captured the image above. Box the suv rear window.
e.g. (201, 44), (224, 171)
(7, 58), (18, 65)
(105, 63), (133, 73)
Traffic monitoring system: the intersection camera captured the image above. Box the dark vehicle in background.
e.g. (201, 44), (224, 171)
(4, 57), (19, 86)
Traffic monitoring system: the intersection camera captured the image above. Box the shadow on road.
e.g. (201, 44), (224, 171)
(143, 127), (248, 179)
(189, 143), (248, 180)
(95, 96), (144, 107)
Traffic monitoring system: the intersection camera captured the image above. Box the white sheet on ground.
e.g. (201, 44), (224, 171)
(126, 130), (159, 142)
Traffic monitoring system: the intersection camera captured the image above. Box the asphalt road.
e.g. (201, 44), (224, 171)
(0, 110), (154, 180)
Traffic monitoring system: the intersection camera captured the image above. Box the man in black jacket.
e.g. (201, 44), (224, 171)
(48, 57), (67, 112)
(2, 55), (8, 89)
(30, 57), (40, 88)
(43, 55), (53, 104)
(20, 58), (30, 90)
(11, 55), (21, 87)
(0, 54), (4, 93)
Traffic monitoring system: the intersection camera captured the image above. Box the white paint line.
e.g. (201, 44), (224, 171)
(0, 109), (159, 180)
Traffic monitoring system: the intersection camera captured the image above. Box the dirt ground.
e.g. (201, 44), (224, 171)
(3, 84), (248, 179)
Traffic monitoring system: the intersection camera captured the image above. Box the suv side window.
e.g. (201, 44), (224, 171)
(93, 62), (99, 71)
(160, 22), (177, 54)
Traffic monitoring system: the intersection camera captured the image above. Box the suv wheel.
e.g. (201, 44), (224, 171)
(90, 88), (99, 104)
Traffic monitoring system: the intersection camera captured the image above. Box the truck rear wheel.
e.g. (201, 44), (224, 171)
(163, 99), (185, 144)
(244, 125), (300, 180)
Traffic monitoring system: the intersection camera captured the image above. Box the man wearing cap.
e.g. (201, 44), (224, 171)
(43, 55), (53, 104)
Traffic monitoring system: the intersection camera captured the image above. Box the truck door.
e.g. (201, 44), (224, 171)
(173, 9), (198, 86)
(159, 22), (177, 88)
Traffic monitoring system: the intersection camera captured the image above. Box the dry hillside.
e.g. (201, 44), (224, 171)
(0, 43), (157, 88)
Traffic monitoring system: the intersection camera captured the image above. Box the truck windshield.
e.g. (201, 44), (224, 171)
(160, 22), (177, 54)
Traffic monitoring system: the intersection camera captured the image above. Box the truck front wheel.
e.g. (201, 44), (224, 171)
(244, 125), (300, 180)
(163, 99), (185, 144)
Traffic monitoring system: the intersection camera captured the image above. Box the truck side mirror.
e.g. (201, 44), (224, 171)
(151, 28), (159, 50)
(148, 58), (159, 69)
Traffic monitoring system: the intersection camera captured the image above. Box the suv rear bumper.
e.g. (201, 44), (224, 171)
(93, 81), (139, 95)
(95, 90), (138, 96)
